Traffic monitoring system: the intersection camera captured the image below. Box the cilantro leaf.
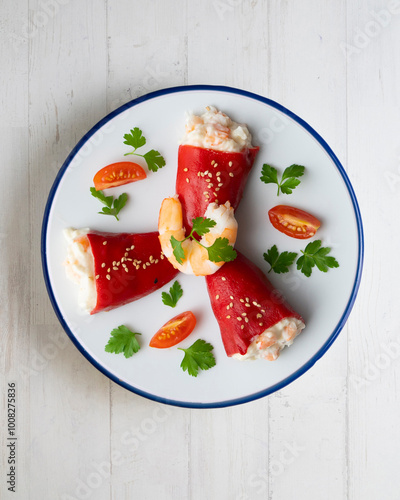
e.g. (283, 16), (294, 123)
(171, 235), (186, 265)
(90, 187), (113, 208)
(191, 217), (217, 237)
(143, 149), (166, 172)
(260, 164), (278, 185)
(105, 325), (141, 358)
(123, 127), (146, 150)
(123, 127), (166, 172)
(162, 280), (183, 308)
(263, 245), (297, 274)
(91, 187), (128, 221)
(206, 237), (237, 263)
(260, 163), (305, 195)
(297, 239), (339, 277)
(178, 339), (216, 377)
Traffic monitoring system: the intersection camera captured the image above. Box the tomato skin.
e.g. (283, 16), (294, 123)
(93, 162), (146, 190)
(268, 205), (321, 239)
(149, 311), (197, 348)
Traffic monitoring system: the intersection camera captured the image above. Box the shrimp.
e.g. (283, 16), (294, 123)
(158, 196), (238, 276)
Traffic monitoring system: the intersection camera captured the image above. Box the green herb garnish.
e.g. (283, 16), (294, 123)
(178, 339), (216, 377)
(171, 217), (237, 265)
(123, 127), (166, 172)
(263, 245), (298, 274)
(105, 325), (141, 358)
(162, 280), (183, 308)
(90, 187), (128, 221)
(296, 240), (339, 277)
(260, 164), (305, 195)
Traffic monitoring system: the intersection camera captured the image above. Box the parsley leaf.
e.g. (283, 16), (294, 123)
(143, 149), (166, 172)
(206, 237), (237, 263)
(105, 325), (141, 358)
(260, 163), (305, 195)
(296, 240), (339, 277)
(192, 217), (217, 237)
(263, 245), (297, 274)
(171, 217), (237, 265)
(178, 339), (216, 377)
(162, 280), (183, 308)
(170, 235), (186, 265)
(123, 127), (165, 172)
(90, 187), (128, 221)
(123, 127), (146, 150)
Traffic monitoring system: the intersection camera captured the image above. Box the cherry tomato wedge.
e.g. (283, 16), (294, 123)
(268, 205), (321, 239)
(93, 162), (146, 190)
(149, 311), (197, 348)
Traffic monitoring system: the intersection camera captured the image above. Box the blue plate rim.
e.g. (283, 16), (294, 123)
(41, 84), (364, 409)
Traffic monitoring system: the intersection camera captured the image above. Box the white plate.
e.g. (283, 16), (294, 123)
(42, 85), (363, 408)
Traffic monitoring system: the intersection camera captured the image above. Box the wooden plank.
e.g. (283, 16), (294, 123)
(26, 0), (110, 498)
(346, 2), (400, 499)
(266, 1), (348, 499)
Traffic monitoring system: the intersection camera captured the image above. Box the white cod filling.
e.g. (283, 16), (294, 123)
(180, 105), (253, 152)
(63, 228), (96, 313)
(232, 317), (305, 361)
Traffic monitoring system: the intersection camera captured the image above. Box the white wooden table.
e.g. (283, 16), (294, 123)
(1, 1), (399, 498)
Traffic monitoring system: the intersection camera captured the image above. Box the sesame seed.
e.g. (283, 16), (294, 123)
(230, 302), (233, 308)
(230, 295), (234, 300)
(229, 173), (234, 177)
(213, 192), (218, 197)
(211, 160), (215, 165)
(149, 255), (153, 261)
(245, 317), (249, 323)
(117, 261), (120, 266)
(259, 323), (263, 327)
(136, 265), (140, 270)
(216, 171), (221, 176)
(252, 301), (258, 306)
(242, 312), (247, 316)
(226, 305), (230, 310)
(214, 163), (218, 167)
(107, 268), (111, 273)
(124, 252), (128, 257)
(130, 245), (135, 250)
(155, 259), (159, 264)
(203, 191), (208, 195)
(209, 183), (214, 188)
(218, 183), (223, 187)
(228, 161), (233, 167)
(161, 254), (164, 259)
(226, 315), (231, 319)
(216, 295), (219, 299)
(208, 172), (212, 178)
(106, 274), (110, 280)
(127, 258), (132, 261)
(121, 257), (125, 263)
(124, 268), (128, 273)
(125, 248), (130, 252)
(215, 187), (220, 192)
(245, 303), (251, 308)
(257, 313), (262, 319)
(217, 176), (221, 182)
(113, 267), (118, 271)
(143, 264), (146, 269)
(215, 199), (219, 204)
(197, 172), (201, 177)
(222, 277), (226, 281)
(122, 263), (127, 268)
(206, 179), (211, 183)
(95, 275), (99, 279)
(237, 317), (242, 321)
(246, 297), (249, 302)
(146, 262), (150, 266)
(103, 241), (107, 245)
(183, 167), (188, 172)
(241, 325), (245, 330)
(186, 178), (190, 183)
(112, 261), (116, 266)
(261, 309), (265, 313)
(240, 299), (245, 303)
(101, 263), (106, 268)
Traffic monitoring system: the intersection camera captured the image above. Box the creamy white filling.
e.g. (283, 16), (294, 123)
(63, 228), (96, 313)
(180, 105), (253, 152)
(232, 317), (305, 361)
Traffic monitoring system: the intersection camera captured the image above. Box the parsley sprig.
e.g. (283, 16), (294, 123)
(105, 325), (141, 358)
(90, 187), (128, 221)
(162, 280), (183, 308)
(260, 164), (305, 195)
(178, 339), (216, 377)
(171, 217), (237, 265)
(297, 240), (339, 277)
(123, 127), (166, 172)
(263, 245), (297, 274)
(264, 241), (339, 277)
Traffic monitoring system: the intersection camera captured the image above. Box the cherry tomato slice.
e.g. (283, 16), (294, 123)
(93, 162), (146, 190)
(268, 205), (321, 239)
(149, 311), (197, 348)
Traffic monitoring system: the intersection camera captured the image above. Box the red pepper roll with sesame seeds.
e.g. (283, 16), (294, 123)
(176, 106), (259, 232)
(206, 252), (305, 361)
(64, 228), (178, 314)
